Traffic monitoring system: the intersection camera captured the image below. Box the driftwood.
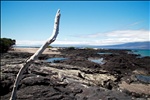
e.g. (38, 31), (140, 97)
(9, 9), (61, 100)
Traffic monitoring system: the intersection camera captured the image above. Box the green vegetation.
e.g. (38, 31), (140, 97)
(67, 47), (75, 50)
(0, 38), (16, 53)
(85, 47), (94, 50)
(47, 45), (53, 48)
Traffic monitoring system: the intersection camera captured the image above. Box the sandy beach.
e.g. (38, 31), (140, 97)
(9, 47), (60, 55)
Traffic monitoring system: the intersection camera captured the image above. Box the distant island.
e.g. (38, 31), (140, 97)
(94, 41), (150, 50)
(16, 41), (150, 50)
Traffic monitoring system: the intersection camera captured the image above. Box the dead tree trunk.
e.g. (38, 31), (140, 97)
(9, 9), (61, 100)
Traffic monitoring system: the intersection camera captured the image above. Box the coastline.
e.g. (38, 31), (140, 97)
(13, 46), (150, 57)
(8, 47), (61, 55)
(1, 47), (150, 99)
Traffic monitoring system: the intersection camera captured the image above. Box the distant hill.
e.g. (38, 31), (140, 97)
(17, 41), (150, 50)
(95, 41), (150, 50)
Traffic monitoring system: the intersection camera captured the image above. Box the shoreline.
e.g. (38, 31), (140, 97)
(12, 46), (150, 57)
(1, 48), (150, 99)
(8, 47), (61, 55)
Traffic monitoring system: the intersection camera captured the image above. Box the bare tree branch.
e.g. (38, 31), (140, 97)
(9, 9), (61, 100)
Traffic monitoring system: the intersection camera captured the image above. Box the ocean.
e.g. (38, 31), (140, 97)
(132, 49), (150, 57)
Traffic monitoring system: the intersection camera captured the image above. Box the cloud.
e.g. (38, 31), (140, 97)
(85, 29), (149, 45)
(126, 21), (143, 27)
(16, 29), (149, 46)
(127, 22), (140, 27)
(16, 40), (89, 46)
(16, 40), (45, 46)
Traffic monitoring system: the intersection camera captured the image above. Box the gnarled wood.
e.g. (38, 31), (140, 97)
(9, 9), (61, 100)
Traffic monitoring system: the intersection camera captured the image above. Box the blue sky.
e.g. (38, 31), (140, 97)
(1, 1), (149, 46)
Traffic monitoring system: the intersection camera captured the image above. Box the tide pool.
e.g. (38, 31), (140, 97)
(46, 58), (68, 63)
(136, 75), (150, 83)
(88, 58), (105, 65)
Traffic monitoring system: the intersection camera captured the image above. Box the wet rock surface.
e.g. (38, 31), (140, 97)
(1, 48), (150, 100)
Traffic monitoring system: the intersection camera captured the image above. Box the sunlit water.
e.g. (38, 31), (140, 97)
(136, 75), (150, 83)
(88, 58), (105, 65)
(132, 49), (150, 57)
(46, 58), (68, 63)
(98, 52), (112, 55)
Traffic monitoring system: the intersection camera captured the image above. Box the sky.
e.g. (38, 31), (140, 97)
(1, 1), (150, 46)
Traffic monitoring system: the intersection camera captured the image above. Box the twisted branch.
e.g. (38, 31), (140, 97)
(9, 9), (61, 100)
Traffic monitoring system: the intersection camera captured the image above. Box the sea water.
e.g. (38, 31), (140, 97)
(98, 52), (112, 55)
(46, 58), (68, 63)
(132, 49), (150, 57)
(136, 75), (150, 83)
(88, 58), (105, 65)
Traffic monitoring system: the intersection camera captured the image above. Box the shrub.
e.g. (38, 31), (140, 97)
(67, 47), (75, 50)
(85, 47), (94, 50)
(0, 38), (16, 53)
(47, 45), (52, 48)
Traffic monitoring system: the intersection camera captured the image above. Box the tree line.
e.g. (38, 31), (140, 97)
(0, 38), (16, 53)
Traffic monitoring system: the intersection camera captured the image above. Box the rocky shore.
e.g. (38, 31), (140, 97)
(1, 47), (150, 100)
